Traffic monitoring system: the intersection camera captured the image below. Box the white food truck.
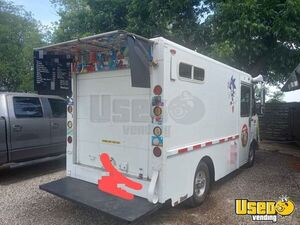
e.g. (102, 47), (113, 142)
(38, 30), (264, 223)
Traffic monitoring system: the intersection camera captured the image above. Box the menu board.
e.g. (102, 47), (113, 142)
(34, 50), (72, 97)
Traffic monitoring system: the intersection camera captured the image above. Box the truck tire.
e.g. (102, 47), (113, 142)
(186, 161), (210, 207)
(246, 143), (256, 168)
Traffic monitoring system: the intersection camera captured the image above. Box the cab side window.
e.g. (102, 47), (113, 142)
(13, 97), (43, 118)
(241, 85), (251, 117)
(48, 99), (66, 118)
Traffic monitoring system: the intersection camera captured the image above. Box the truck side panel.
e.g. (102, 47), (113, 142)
(161, 41), (244, 205)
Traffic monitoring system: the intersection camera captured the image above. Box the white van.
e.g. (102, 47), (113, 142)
(38, 30), (263, 223)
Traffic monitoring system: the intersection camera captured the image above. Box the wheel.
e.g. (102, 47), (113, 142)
(246, 143), (256, 168)
(186, 161), (210, 207)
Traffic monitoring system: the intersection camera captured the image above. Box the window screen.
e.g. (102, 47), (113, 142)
(13, 97), (43, 118)
(194, 67), (205, 81)
(241, 85), (251, 117)
(48, 99), (66, 118)
(179, 63), (192, 79)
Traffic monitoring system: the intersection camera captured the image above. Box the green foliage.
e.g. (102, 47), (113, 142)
(200, 0), (300, 84)
(51, 0), (300, 84)
(51, 0), (203, 48)
(1, 0), (299, 92)
(0, 0), (43, 92)
(267, 90), (285, 103)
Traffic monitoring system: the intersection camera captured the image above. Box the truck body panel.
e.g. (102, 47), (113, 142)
(37, 31), (260, 221)
(76, 70), (151, 178)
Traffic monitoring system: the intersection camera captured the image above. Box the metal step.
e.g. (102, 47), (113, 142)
(40, 177), (162, 223)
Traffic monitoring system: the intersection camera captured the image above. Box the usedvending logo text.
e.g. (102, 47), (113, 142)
(235, 196), (295, 223)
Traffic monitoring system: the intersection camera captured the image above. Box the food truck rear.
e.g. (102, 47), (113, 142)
(38, 30), (262, 223)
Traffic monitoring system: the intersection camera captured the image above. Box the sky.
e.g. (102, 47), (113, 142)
(9, 1), (300, 102)
(11, 0), (59, 26)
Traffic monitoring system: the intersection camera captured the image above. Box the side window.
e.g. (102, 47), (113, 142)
(194, 67), (205, 81)
(179, 63), (192, 79)
(179, 62), (205, 82)
(240, 85), (251, 117)
(13, 97), (43, 118)
(48, 99), (66, 118)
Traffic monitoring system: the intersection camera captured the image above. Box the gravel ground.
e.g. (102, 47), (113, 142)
(0, 144), (299, 225)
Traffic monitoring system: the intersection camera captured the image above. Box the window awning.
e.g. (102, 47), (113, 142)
(281, 63), (300, 92)
(34, 30), (152, 55)
(34, 30), (153, 97)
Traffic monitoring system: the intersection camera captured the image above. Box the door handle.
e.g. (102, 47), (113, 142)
(12, 124), (23, 132)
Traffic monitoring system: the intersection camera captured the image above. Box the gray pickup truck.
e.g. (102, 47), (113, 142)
(0, 93), (66, 166)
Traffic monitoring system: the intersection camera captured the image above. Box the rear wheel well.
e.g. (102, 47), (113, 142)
(251, 139), (259, 150)
(200, 156), (215, 184)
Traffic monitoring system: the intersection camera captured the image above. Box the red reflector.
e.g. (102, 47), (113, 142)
(67, 136), (73, 144)
(153, 85), (162, 95)
(153, 147), (162, 157)
(170, 49), (176, 55)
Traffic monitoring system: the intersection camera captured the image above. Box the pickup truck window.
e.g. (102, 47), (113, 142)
(48, 99), (66, 118)
(13, 97), (43, 118)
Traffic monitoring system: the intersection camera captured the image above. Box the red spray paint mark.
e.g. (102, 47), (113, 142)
(98, 153), (143, 200)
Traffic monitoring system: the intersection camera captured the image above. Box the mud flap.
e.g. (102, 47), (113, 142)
(40, 177), (162, 223)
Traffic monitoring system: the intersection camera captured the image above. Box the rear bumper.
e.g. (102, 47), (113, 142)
(40, 177), (162, 223)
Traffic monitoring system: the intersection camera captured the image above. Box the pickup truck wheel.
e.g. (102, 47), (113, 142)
(186, 161), (210, 207)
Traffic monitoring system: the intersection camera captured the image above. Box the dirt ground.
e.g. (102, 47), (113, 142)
(0, 142), (299, 225)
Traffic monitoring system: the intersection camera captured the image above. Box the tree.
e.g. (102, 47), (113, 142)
(199, 0), (300, 84)
(0, 0), (43, 92)
(267, 90), (285, 103)
(50, 0), (300, 84)
(51, 0), (203, 48)
(126, 0), (203, 48)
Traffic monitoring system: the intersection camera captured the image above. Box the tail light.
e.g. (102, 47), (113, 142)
(67, 136), (73, 144)
(153, 85), (162, 96)
(153, 147), (162, 157)
(153, 126), (162, 136)
(67, 105), (73, 113)
(153, 106), (162, 116)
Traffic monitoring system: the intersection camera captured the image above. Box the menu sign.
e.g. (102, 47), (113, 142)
(34, 50), (72, 97)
